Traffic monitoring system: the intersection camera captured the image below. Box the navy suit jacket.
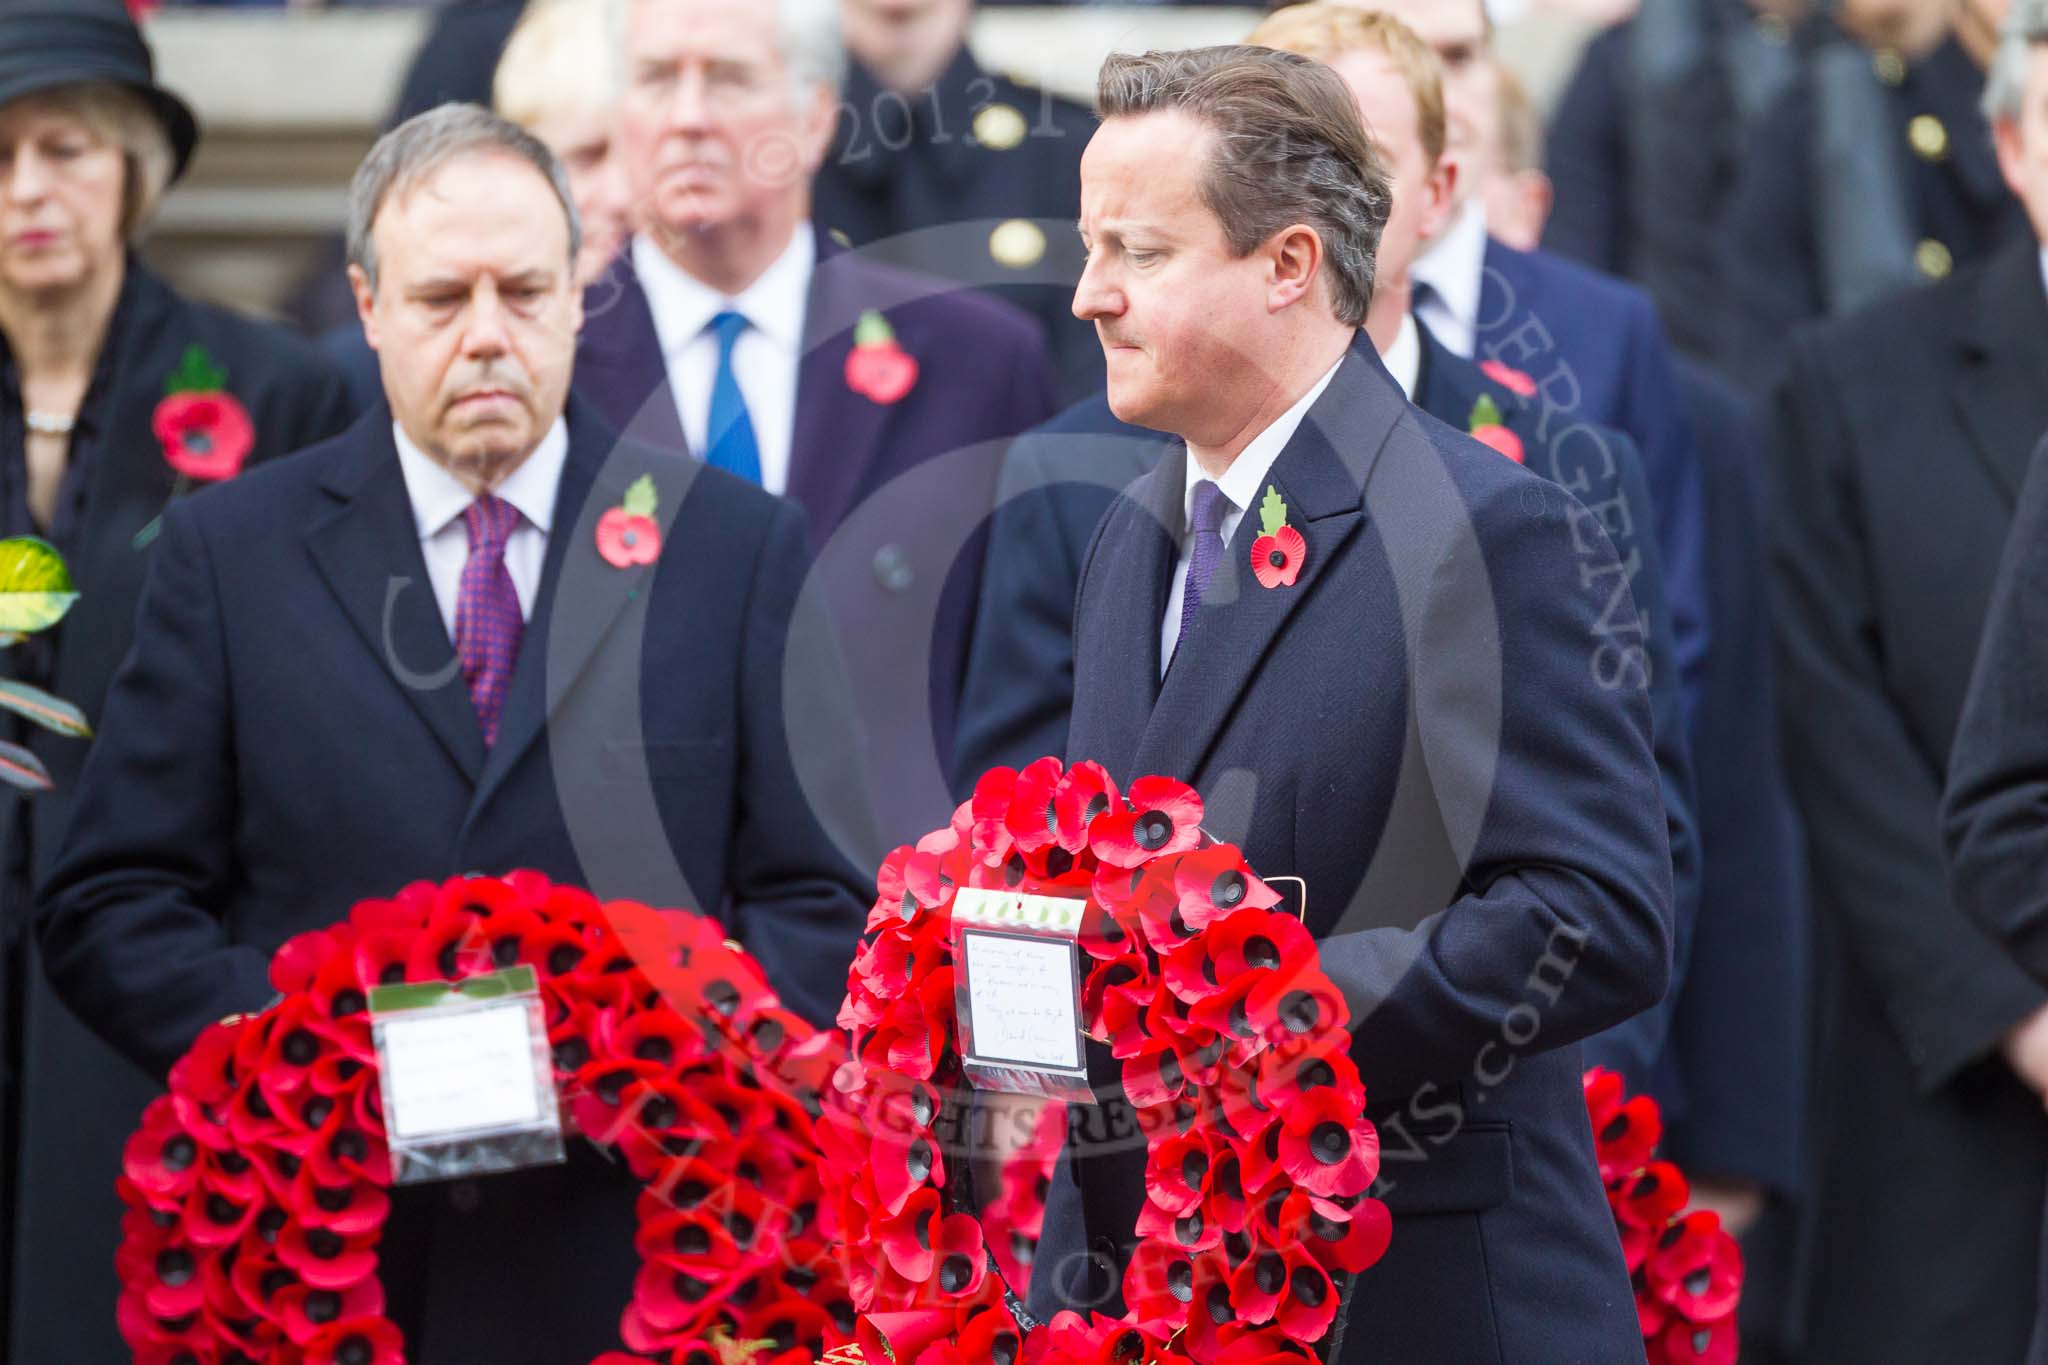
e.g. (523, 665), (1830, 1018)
(572, 228), (1056, 848)
(1475, 239), (1710, 731)
(1030, 337), (1673, 1360)
(34, 400), (875, 1361)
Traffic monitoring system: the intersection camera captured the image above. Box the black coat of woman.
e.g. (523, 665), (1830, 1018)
(0, 4), (353, 1357)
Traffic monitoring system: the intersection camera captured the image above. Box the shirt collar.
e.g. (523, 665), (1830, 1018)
(631, 228), (816, 358)
(1381, 313), (1422, 401)
(392, 416), (568, 541)
(1412, 197), (1488, 333)
(1183, 351), (1346, 532)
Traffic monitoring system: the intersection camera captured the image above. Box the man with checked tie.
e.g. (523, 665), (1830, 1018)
(33, 104), (874, 1362)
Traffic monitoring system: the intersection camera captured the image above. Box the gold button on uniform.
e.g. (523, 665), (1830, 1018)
(1909, 114), (1949, 161)
(973, 103), (1027, 151)
(1916, 238), (1953, 279)
(1874, 49), (1907, 85)
(989, 218), (1047, 269)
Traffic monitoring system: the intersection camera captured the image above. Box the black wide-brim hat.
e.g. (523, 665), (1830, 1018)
(0, 0), (199, 181)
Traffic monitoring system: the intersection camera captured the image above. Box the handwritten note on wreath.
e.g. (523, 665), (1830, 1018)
(378, 1000), (544, 1141)
(962, 931), (1082, 1070)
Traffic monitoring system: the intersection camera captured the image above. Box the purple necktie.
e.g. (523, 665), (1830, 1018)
(1176, 479), (1231, 654)
(455, 495), (524, 745)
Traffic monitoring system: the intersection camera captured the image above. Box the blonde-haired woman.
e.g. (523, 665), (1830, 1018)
(0, 4), (352, 1359)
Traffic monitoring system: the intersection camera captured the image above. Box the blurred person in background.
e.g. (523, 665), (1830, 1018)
(0, 2), (352, 1359)
(574, 0), (1054, 847)
(1719, 0), (2025, 389)
(1543, 0), (1818, 360)
(325, 0), (636, 411)
(817, 0), (1102, 401)
(1768, 1), (2048, 1354)
(1474, 60), (1551, 250)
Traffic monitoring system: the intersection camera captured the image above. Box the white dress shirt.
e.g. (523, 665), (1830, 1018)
(1412, 197), (1490, 360)
(1382, 312), (1422, 401)
(1159, 354), (1345, 672)
(633, 230), (812, 496)
(392, 417), (567, 637)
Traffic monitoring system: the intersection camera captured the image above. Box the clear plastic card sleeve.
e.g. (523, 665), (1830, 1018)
(369, 965), (566, 1185)
(951, 888), (1095, 1103)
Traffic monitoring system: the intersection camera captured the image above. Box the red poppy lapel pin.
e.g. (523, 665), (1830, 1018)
(844, 308), (919, 405)
(134, 345), (257, 548)
(1467, 394), (1526, 464)
(596, 474), (662, 568)
(1479, 357), (1539, 397)
(1250, 485), (1305, 589)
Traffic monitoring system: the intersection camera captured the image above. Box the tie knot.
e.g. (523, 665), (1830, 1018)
(710, 309), (748, 354)
(1189, 479), (1231, 536)
(462, 494), (519, 553)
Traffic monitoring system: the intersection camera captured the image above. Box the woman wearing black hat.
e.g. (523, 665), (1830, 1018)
(0, 4), (353, 1358)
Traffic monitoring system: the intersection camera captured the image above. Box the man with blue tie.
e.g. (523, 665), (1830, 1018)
(573, 0), (1056, 845)
(1034, 44), (1673, 1361)
(36, 105), (874, 1362)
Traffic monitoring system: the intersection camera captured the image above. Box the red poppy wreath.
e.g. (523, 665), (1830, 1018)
(114, 872), (853, 1365)
(819, 757), (1392, 1365)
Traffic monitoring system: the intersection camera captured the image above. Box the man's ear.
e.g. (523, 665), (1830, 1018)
(1267, 223), (1326, 313)
(347, 263), (380, 352)
(797, 80), (841, 176)
(1995, 115), (2029, 205)
(1419, 157), (1460, 241)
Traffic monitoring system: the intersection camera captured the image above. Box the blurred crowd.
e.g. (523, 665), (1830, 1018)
(5, 0), (2048, 1361)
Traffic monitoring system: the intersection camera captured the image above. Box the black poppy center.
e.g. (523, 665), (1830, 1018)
(752, 1017), (785, 1052)
(642, 1097), (678, 1130)
(1166, 1258), (1195, 1301)
(1245, 936), (1280, 970)
(1211, 870), (1246, 909)
(259, 1267), (294, 1297)
(1084, 793), (1110, 824)
(1206, 1283), (1233, 1324)
(914, 1207), (934, 1250)
(162, 1134), (197, 1172)
(547, 944), (585, 975)
(337, 1339), (373, 1365)
(1280, 990), (1321, 1034)
(674, 1179), (710, 1209)
(306, 1290), (341, 1324)
(205, 1194), (239, 1225)
(1174, 1209), (1203, 1245)
(491, 937), (520, 968)
(315, 1186), (352, 1213)
(1298, 1059), (1335, 1092)
(938, 1253), (974, 1292)
(1181, 1150), (1209, 1190)
(675, 1224), (712, 1256)
(554, 1037), (590, 1071)
(155, 1248), (195, 1286)
(1290, 1265), (1328, 1306)
(906, 1139), (933, 1183)
(1135, 811), (1173, 850)
(635, 1036), (674, 1065)
(1600, 1115), (1632, 1144)
(1254, 1251), (1286, 1293)
(307, 1229), (344, 1260)
(1684, 1268), (1712, 1297)
(674, 1271), (711, 1302)
(1311, 1121), (1350, 1165)
(991, 1331), (1021, 1365)
(331, 988), (366, 1018)
(332, 1130), (366, 1163)
(1268, 548), (1287, 569)
(704, 980), (741, 1016)
(302, 1097), (334, 1129)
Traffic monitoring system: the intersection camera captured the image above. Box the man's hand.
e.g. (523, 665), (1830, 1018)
(2001, 1001), (2048, 1102)
(1690, 1178), (1766, 1239)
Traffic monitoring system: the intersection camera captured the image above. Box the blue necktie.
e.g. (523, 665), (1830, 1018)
(704, 309), (762, 484)
(1175, 479), (1231, 660)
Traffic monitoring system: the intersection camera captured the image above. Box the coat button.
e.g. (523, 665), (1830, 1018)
(1908, 113), (1948, 161)
(448, 1180), (480, 1213)
(873, 544), (914, 593)
(1915, 238), (1953, 279)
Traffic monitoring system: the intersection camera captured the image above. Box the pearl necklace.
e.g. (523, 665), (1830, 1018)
(24, 410), (74, 436)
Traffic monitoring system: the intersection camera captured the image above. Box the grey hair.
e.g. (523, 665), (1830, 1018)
(1984, 0), (2048, 123)
(1097, 46), (1391, 326)
(606, 0), (847, 104)
(28, 83), (174, 240)
(346, 103), (582, 290)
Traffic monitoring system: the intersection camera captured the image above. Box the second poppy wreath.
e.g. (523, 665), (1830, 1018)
(821, 757), (1392, 1363)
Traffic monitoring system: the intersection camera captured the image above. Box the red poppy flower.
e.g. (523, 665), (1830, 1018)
(1272, 1246), (1340, 1343)
(273, 927), (345, 995)
(1652, 1314), (1739, 1365)
(154, 391), (254, 482)
(1250, 525), (1307, 589)
(871, 1116), (944, 1218)
(1088, 776), (1203, 868)
(597, 507), (662, 568)
(846, 339), (919, 405)
(1646, 1211), (1744, 1323)
(957, 1303), (1026, 1365)
(278, 1275), (386, 1345)
(877, 1186), (944, 1281)
(276, 1219), (377, 1291)
(1613, 1160), (1691, 1232)
(1277, 1089), (1379, 1198)
(1245, 962), (1349, 1044)
(1052, 761), (1121, 851)
(1471, 423), (1527, 464)
(125, 1097), (206, 1202)
(1003, 755), (1066, 855)
(1125, 1239), (1199, 1333)
(302, 1315), (404, 1365)
(1590, 1093), (1663, 1184)
(1480, 358), (1539, 396)
(1144, 1129), (1221, 1215)
(1171, 845), (1281, 934)
(1179, 1248), (1248, 1360)
(1256, 1031), (1364, 1116)
(1286, 1188), (1391, 1275)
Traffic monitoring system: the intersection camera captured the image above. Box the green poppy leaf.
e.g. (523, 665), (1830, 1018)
(0, 740), (53, 793)
(0, 538), (78, 634)
(0, 681), (90, 738)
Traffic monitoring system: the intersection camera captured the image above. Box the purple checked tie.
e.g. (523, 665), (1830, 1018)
(1177, 479), (1231, 651)
(455, 495), (524, 745)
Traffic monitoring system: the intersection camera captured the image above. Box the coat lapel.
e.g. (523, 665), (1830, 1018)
(304, 417), (488, 785)
(1068, 442), (1183, 775)
(466, 401), (684, 818)
(1953, 237), (2048, 505)
(786, 232), (903, 544)
(1132, 343), (1404, 785)
(575, 254), (688, 455)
